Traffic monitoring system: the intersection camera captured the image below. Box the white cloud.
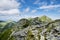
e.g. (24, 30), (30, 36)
(0, 9), (20, 15)
(34, 0), (40, 4)
(0, 16), (21, 21)
(41, 2), (47, 6)
(20, 7), (30, 14)
(58, 10), (60, 13)
(50, 0), (55, 5)
(0, 0), (21, 16)
(23, 7), (37, 14)
(0, 0), (20, 10)
(22, 7), (37, 14)
(31, 10), (37, 13)
(50, 1), (54, 5)
(24, 7), (30, 13)
(33, 0), (47, 6)
(39, 5), (60, 9)
(21, 0), (25, 3)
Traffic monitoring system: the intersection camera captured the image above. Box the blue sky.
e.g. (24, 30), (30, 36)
(0, 0), (60, 21)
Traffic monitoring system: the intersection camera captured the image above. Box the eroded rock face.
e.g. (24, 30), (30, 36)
(13, 20), (60, 40)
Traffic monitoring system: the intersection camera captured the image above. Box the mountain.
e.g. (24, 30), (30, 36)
(39, 15), (52, 22)
(0, 16), (60, 40)
(1, 22), (16, 32)
(13, 16), (60, 40)
(0, 21), (5, 22)
(13, 19), (60, 40)
(17, 18), (30, 29)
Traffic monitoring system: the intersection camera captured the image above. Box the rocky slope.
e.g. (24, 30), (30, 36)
(0, 16), (60, 40)
(13, 16), (60, 40)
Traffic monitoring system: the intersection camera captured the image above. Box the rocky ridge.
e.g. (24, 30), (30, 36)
(13, 16), (60, 40)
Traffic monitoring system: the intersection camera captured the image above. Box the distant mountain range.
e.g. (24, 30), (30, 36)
(0, 15), (60, 40)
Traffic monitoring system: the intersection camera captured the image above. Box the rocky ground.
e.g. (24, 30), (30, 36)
(13, 16), (60, 40)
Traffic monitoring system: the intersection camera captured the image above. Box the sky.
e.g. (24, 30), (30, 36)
(0, 0), (60, 21)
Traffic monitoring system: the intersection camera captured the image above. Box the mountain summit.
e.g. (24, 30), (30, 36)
(39, 15), (52, 22)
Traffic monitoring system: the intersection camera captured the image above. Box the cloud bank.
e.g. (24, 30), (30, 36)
(0, 0), (20, 16)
